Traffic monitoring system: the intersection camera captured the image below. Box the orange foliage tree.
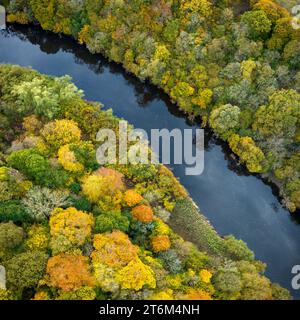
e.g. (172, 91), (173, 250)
(123, 189), (143, 207)
(131, 205), (154, 223)
(46, 253), (95, 291)
(151, 235), (171, 253)
(184, 289), (212, 300)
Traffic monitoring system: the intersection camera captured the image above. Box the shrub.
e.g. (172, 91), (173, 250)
(132, 205), (154, 223)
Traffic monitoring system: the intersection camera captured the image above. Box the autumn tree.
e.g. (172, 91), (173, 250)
(81, 168), (125, 203)
(116, 258), (156, 291)
(228, 134), (267, 173)
(91, 231), (139, 268)
(12, 76), (83, 119)
(49, 207), (94, 254)
(40, 119), (82, 153)
(123, 189), (143, 207)
(96, 208), (129, 232)
(253, 90), (300, 139)
(132, 205), (154, 223)
(152, 235), (171, 253)
(46, 253), (94, 292)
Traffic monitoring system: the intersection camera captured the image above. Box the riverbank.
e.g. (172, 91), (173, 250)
(4, 0), (300, 213)
(2, 23), (300, 298)
(0, 63), (291, 300)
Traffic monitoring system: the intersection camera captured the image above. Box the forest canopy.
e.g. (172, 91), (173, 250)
(4, 0), (300, 212)
(0, 64), (291, 300)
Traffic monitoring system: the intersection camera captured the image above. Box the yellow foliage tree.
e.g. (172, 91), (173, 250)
(181, 0), (213, 18)
(229, 134), (267, 173)
(49, 207), (94, 249)
(26, 224), (50, 251)
(81, 168), (125, 203)
(91, 231), (139, 268)
(40, 119), (81, 153)
(200, 269), (213, 284)
(116, 258), (156, 291)
(58, 144), (85, 173)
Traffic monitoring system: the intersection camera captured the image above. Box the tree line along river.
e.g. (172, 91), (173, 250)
(0, 24), (300, 299)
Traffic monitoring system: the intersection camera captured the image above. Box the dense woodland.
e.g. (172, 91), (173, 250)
(0, 64), (291, 300)
(3, 0), (300, 212)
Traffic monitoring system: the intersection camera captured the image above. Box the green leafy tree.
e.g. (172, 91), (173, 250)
(94, 211), (130, 234)
(5, 251), (49, 296)
(209, 104), (241, 139)
(241, 10), (272, 39)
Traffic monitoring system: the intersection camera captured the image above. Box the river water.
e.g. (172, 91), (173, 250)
(1, 24), (300, 298)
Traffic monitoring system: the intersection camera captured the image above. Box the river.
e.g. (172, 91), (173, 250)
(1, 24), (300, 298)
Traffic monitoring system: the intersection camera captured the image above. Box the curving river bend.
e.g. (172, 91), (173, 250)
(1, 25), (300, 298)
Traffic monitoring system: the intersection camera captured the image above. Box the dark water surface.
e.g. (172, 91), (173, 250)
(1, 25), (300, 298)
